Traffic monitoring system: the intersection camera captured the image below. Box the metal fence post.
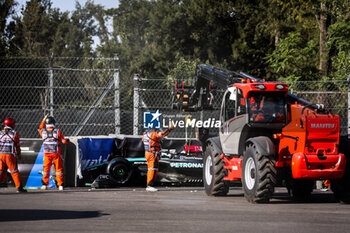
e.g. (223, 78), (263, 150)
(133, 74), (140, 135)
(114, 54), (120, 135)
(48, 56), (54, 116)
(348, 75), (350, 137)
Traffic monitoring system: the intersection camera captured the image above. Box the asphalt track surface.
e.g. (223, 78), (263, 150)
(1, 186), (350, 233)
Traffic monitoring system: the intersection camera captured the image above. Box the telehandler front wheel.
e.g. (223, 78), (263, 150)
(203, 144), (229, 196)
(242, 144), (277, 203)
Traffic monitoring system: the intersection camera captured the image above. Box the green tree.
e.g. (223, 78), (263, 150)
(0, 0), (15, 56)
(267, 32), (320, 82)
(230, 0), (294, 79)
(268, 0), (350, 81)
(96, 7), (119, 57)
(327, 21), (350, 80)
(67, 1), (98, 57)
(150, 0), (236, 74)
(50, 11), (72, 56)
(20, 0), (53, 56)
(111, 0), (153, 77)
(4, 0), (102, 57)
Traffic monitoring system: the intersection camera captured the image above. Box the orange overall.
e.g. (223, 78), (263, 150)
(0, 127), (22, 189)
(38, 120), (69, 186)
(142, 129), (172, 186)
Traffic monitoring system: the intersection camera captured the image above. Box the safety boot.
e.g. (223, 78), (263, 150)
(58, 186), (64, 191)
(41, 185), (47, 190)
(16, 186), (27, 193)
(146, 186), (158, 192)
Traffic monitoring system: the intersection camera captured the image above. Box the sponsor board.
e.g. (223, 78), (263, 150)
(170, 162), (203, 168)
(143, 109), (220, 129)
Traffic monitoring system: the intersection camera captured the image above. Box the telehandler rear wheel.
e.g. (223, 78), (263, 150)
(287, 180), (314, 202)
(203, 143), (229, 196)
(332, 136), (350, 204)
(242, 143), (277, 203)
(331, 169), (350, 204)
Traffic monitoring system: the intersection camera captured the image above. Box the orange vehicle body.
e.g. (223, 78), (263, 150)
(174, 64), (349, 202)
(217, 82), (345, 182)
(276, 103), (345, 179)
(234, 82), (288, 98)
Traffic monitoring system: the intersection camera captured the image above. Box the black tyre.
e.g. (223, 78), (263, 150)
(287, 180), (314, 202)
(106, 157), (133, 184)
(203, 143), (229, 196)
(331, 171), (350, 204)
(331, 137), (350, 204)
(242, 143), (277, 203)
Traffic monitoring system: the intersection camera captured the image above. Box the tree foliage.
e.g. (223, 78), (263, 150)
(0, 0), (15, 56)
(3, 0), (107, 57)
(267, 32), (320, 81)
(0, 0), (349, 81)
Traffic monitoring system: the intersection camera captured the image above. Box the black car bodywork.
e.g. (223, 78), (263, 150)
(82, 136), (203, 188)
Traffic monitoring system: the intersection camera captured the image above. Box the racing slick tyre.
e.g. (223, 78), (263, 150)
(287, 180), (314, 202)
(203, 143), (229, 196)
(106, 157), (133, 185)
(242, 143), (277, 203)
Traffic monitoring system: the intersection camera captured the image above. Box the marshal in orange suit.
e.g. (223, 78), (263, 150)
(38, 115), (69, 191)
(0, 118), (26, 193)
(142, 123), (174, 192)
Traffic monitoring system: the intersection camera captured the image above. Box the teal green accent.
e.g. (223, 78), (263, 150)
(86, 162), (109, 169)
(86, 158), (147, 168)
(127, 158), (147, 162)
(117, 168), (125, 176)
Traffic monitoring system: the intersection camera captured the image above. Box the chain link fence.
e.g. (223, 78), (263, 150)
(133, 76), (223, 138)
(0, 57), (348, 138)
(0, 57), (120, 138)
(134, 78), (348, 137)
(285, 80), (348, 135)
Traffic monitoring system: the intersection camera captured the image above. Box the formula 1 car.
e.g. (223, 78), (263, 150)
(82, 136), (203, 188)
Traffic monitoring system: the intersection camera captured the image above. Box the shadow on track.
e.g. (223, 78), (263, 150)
(270, 192), (339, 204)
(0, 209), (108, 222)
